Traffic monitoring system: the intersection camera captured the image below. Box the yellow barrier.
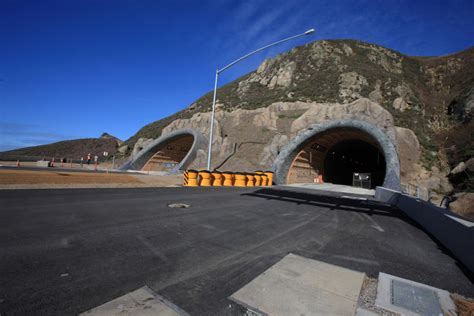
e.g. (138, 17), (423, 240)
(212, 172), (223, 186)
(234, 173), (246, 187)
(222, 172), (233, 186)
(246, 173), (255, 187)
(264, 171), (273, 186)
(184, 169), (272, 187)
(256, 171), (265, 186)
(254, 173), (262, 186)
(199, 170), (212, 186)
(185, 170), (199, 186)
(183, 170), (188, 186)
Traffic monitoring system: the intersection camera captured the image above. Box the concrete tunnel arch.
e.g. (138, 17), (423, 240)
(120, 129), (207, 173)
(272, 120), (401, 190)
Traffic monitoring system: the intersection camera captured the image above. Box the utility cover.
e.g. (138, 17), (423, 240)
(391, 279), (443, 315)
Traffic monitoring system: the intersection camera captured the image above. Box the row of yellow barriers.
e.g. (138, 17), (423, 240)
(183, 170), (273, 187)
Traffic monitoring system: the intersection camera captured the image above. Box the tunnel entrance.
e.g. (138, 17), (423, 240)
(120, 129), (207, 173)
(275, 120), (400, 190)
(287, 128), (386, 188)
(141, 135), (194, 172)
(323, 140), (386, 187)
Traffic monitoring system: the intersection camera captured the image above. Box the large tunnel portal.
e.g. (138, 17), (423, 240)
(273, 120), (401, 190)
(287, 130), (386, 188)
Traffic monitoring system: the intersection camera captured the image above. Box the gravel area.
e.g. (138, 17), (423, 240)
(357, 276), (399, 316)
(0, 169), (182, 189)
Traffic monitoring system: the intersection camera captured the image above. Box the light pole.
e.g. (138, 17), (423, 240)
(206, 28), (315, 170)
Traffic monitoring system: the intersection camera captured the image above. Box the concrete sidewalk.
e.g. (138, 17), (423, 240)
(231, 253), (365, 316)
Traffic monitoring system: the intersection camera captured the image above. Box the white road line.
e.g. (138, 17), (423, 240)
(137, 235), (169, 263)
(362, 214), (385, 232)
(341, 195), (368, 200)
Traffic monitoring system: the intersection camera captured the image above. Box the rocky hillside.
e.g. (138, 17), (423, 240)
(123, 39), (473, 192)
(0, 133), (122, 162)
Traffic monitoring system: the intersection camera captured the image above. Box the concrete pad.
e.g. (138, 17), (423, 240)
(355, 307), (379, 316)
(285, 183), (375, 196)
(230, 253), (365, 316)
(375, 273), (456, 316)
(80, 286), (188, 316)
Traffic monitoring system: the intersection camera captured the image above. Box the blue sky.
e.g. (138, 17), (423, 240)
(1, 0), (473, 151)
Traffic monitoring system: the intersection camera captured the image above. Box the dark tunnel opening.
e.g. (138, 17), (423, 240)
(323, 139), (386, 187)
(286, 127), (388, 189)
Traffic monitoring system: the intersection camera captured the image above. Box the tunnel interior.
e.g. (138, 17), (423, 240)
(287, 128), (386, 188)
(324, 140), (385, 186)
(141, 135), (194, 172)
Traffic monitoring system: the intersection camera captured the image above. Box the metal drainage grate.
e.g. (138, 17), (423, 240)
(391, 279), (443, 315)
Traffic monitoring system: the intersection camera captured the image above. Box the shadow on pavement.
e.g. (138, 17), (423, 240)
(242, 188), (400, 218)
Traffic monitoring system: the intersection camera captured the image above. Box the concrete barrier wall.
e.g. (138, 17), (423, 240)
(375, 187), (474, 273)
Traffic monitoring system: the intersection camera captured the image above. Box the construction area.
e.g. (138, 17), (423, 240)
(0, 168), (182, 189)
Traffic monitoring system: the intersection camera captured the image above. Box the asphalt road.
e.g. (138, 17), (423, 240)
(1, 187), (473, 315)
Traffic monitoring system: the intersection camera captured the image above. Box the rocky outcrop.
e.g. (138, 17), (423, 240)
(118, 145), (129, 154)
(338, 72), (368, 103)
(394, 127), (421, 178)
(450, 193), (474, 220)
(132, 138), (153, 157)
(451, 161), (467, 175)
(392, 97), (411, 112)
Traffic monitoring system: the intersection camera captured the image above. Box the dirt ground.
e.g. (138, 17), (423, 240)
(0, 169), (183, 189)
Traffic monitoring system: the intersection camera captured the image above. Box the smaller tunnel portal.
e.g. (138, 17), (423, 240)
(142, 135), (194, 172)
(287, 128), (386, 188)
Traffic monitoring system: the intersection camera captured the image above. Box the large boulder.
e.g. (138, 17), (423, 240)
(450, 193), (474, 221)
(450, 161), (466, 175)
(118, 145), (129, 154)
(394, 127), (421, 180)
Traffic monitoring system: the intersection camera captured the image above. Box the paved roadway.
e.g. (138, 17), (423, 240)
(1, 187), (473, 315)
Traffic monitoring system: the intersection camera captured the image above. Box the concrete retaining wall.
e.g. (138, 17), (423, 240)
(375, 187), (474, 273)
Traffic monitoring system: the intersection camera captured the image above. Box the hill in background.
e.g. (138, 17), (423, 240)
(0, 133), (122, 162)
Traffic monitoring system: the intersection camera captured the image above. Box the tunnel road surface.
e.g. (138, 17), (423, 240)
(0, 187), (473, 315)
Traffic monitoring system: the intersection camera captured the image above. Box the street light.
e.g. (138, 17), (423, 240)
(206, 28), (316, 170)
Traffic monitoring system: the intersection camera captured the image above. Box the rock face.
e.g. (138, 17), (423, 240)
(118, 145), (129, 154)
(132, 138), (153, 158)
(338, 72), (368, 102)
(394, 127), (421, 179)
(162, 98), (408, 180)
(450, 193), (474, 220)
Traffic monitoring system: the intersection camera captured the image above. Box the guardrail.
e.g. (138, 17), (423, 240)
(375, 186), (474, 273)
(183, 170), (274, 187)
